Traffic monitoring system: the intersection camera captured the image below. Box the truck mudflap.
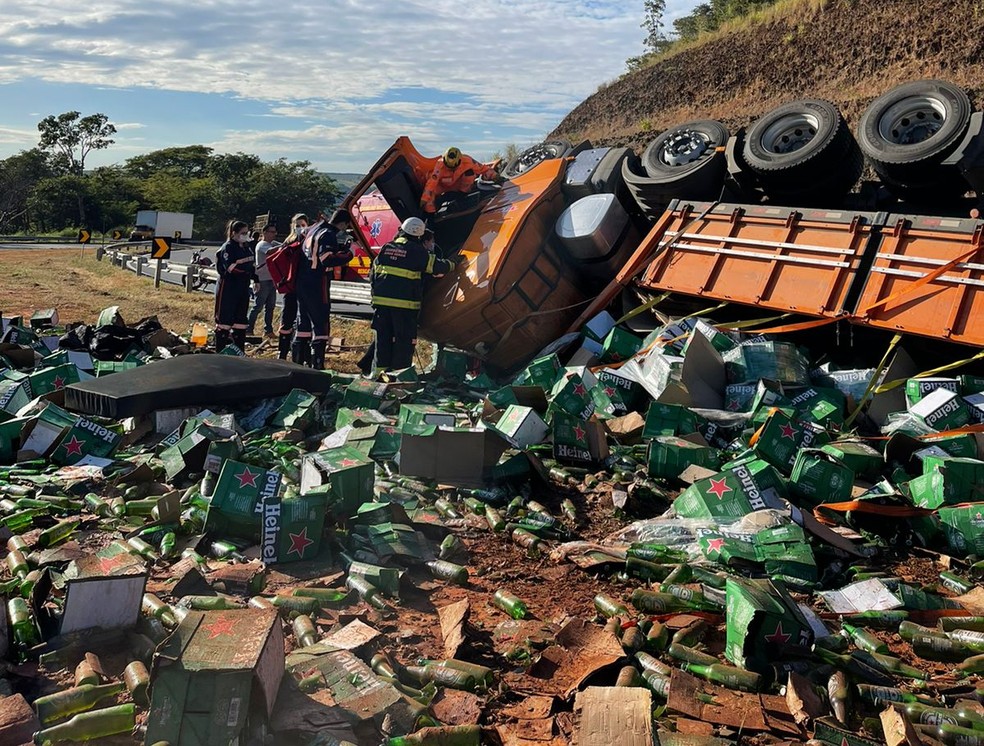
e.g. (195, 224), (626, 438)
(571, 200), (984, 349)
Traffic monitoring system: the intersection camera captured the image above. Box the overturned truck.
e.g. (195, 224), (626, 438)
(342, 79), (984, 372)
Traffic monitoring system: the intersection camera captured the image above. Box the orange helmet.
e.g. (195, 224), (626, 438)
(443, 146), (462, 168)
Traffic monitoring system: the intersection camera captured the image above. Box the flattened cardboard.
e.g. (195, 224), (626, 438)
(574, 687), (653, 746)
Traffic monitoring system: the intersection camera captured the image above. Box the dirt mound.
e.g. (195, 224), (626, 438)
(551, 0), (984, 154)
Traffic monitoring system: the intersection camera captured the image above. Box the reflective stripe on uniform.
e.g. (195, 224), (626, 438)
(374, 265), (422, 280)
(372, 295), (421, 310)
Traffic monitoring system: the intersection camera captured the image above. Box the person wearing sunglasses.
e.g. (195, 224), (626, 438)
(213, 219), (256, 352)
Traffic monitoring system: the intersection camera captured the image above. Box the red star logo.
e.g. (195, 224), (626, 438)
(572, 424), (586, 441)
(764, 622), (792, 644)
(52, 376), (66, 389)
(726, 399), (741, 411)
(705, 537), (726, 554)
(383, 427), (397, 435)
(339, 458), (359, 467)
(573, 383), (587, 396)
(610, 353), (622, 362)
(707, 477), (732, 500)
(288, 527), (315, 557)
(977, 512), (983, 521)
(604, 387), (616, 398)
(98, 554), (128, 574)
(201, 615), (237, 639)
(235, 468), (258, 488)
(779, 423), (798, 440)
(62, 435), (85, 456)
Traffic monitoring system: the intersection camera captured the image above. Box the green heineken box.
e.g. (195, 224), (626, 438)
(368, 423), (402, 460)
(789, 386), (846, 428)
(491, 450), (531, 482)
(600, 327), (643, 364)
(960, 375), (984, 396)
(300, 445), (374, 515)
(909, 388), (971, 431)
(436, 348), (470, 379)
(3, 324), (51, 354)
(723, 341), (810, 386)
(925, 433), (979, 459)
(938, 503), (984, 557)
(589, 386), (617, 420)
(398, 404), (456, 430)
(552, 412), (609, 466)
(642, 401), (701, 439)
(681, 319), (737, 355)
(93, 360), (140, 377)
(219, 344), (245, 357)
(335, 407), (391, 430)
(696, 528), (758, 566)
(488, 385), (520, 409)
(548, 373), (596, 420)
(160, 424), (224, 481)
(752, 409), (830, 475)
(696, 412), (750, 451)
(0, 416), (26, 463)
(595, 368), (646, 415)
(40, 349), (70, 367)
(673, 459), (787, 521)
(723, 383), (758, 413)
(28, 363), (80, 396)
(18, 403), (77, 459)
(51, 416), (122, 466)
(749, 381), (791, 414)
(270, 388), (320, 431)
(725, 576), (814, 672)
(757, 541), (818, 584)
(813, 717), (882, 746)
(907, 456), (984, 508)
(820, 440), (884, 480)
(646, 435), (719, 480)
(0, 379), (32, 420)
(513, 353), (561, 389)
(905, 377), (960, 408)
(145, 609), (283, 746)
(343, 379), (390, 409)
(789, 448), (854, 506)
(964, 393), (984, 424)
(492, 405), (548, 449)
(204, 437), (242, 475)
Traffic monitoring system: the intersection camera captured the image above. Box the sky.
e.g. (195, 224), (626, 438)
(0, 1), (701, 173)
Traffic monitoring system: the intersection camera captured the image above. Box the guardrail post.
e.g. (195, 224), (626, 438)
(135, 256), (146, 277)
(95, 246), (104, 261)
(185, 266), (196, 292)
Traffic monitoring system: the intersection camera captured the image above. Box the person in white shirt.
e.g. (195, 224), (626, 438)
(247, 223), (280, 337)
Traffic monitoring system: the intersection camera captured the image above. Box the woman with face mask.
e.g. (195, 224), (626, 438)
(213, 219), (256, 352)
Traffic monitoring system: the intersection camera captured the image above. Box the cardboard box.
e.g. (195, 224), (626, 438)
(146, 609), (284, 746)
(17, 403), (76, 459)
(492, 405), (549, 449)
(27, 363), (80, 396)
(642, 401), (702, 439)
(725, 576), (814, 672)
(270, 388), (320, 431)
(938, 503), (984, 557)
(908, 388), (971, 432)
(50, 415), (122, 466)
(300, 446), (375, 513)
(647, 435), (719, 480)
(552, 413), (609, 467)
(397, 404), (457, 430)
(905, 377), (960, 408)
(599, 327), (643, 364)
(907, 456), (984, 509)
(752, 409), (830, 475)
(789, 449), (854, 506)
(673, 460), (786, 521)
(398, 426), (509, 487)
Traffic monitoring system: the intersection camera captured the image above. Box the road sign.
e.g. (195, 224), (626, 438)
(174, 230), (182, 240)
(151, 237), (172, 260)
(112, 230), (123, 240)
(77, 229), (91, 244)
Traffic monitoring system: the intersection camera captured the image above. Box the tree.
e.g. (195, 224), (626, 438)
(0, 149), (53, 233)
(37, 111), (117, 176)
(641, 0), (668, 54)
(124, 145), (213, 180)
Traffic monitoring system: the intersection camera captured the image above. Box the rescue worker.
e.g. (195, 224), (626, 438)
(293, 209), (353, 369)
(371, 216), (456, 372)
(419, 146), (499, 216)
(277, 213), (308, 360)
(214, 219), (255, 352)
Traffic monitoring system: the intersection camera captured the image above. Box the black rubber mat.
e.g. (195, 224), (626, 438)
(64, 355), (334, 418)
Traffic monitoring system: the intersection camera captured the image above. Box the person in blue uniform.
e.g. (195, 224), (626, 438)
(213, 219), (255, 352)
(277, 213), (308, 360)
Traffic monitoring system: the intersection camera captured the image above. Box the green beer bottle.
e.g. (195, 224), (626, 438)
(941, 617), (984, 633)
(32, 703), (135, 743)
(616, 665), (645, 687)
(6, 548), (29, 579)
(123, 661), (150, 707)
(34, 681), (127, 725)
(682, 662), (762, 692)
(827, 670), (849, 724)
(270, 595), (321, 615)
(292, 614), (319, 647)
(8, 597), (40, 648)
(404, 664), (477, 691)
(635, 651), (672, 677)
(841, 622), (889, 655)
(141, 593), (177, 628)
(841, 609), (909, 630)
(293, 587), (350, 604)
(667, 643), (718, 666)
(857, 684), (933, 707)
(593, 594), (629, 619)
(492, 589), (527, 619)
(426, 560), (469, 586)
(484, 506), (505, 532)
(346, 575), (388, 611)
(630, 589), (692, 614)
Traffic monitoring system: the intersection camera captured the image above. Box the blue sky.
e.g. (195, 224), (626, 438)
(0, 1), (701, 173)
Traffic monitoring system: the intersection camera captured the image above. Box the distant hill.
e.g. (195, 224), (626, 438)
(326, 172), (364, 194)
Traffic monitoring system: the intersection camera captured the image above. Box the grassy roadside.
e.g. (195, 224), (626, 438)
(0, 248), (378, 373)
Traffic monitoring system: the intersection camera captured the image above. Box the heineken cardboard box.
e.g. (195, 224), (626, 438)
(960, 375), (984, 396)
(655, 316), (701, 355)
(207, 460), (327, 563)
(907, 455), (984, 509)
(938, 503), (984, 557)
(2, 323), (52, 354)
(552, 413), (609, 467)
(723, 383), (758, 413)
(485, 384), (549, 413)
(146, 609), (284, 746)
(548, 372), (596, 420)
(17, 403), (76, 460)
(335, 407), (392, 430)
(725, 576), (814, 672)
(673, 460), (786, 521)
(599, 326), (643, 364)
(343, 379), (391, 409)
(905, 377), (960, 408)
(399, 425), (509, 487)
(682, 319), (738, 355)
(647, 435), (719, 480)
(50, 415), (122, 466)
(694, 409), (750, 451)
(789, 385), (846, 428)
(0, 379), (32, 420)
(789, 448), (854, 506)
(397, 404), (456, 430)
(595, 368), (646, 415)
(642, 401), (702, 439)
(909, 387), (971, 432)
(300, 445), (375, 514)
(964, 393), (984, 424)
(269, 388), (320, 431)
(492, 405), (548, 449)
(203, 437), (242, 475)
(752, 409), (830, 475)
(28, 363), (80, 396)
(820, 440), (884, 480)
(514, 353), (562, 390)
(581, 310), (617, 351)
(723, 341), (810, 386)
(160, 424), (224, 481)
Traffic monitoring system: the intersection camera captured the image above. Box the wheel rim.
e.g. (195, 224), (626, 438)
(515, 143), (559, 173)
(760, 112), (820, 154)
(660, 130), (710, 166)
(877, 94), (946, 145)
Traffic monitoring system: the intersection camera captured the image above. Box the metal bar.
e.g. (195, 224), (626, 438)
(664, 230), (858, 257)
(869, 266), (984, 288)
(875, 253), (984, 272)
(666, 241), (850, 268)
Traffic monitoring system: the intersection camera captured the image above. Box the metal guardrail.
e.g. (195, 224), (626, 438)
(97, 247), (372, 307)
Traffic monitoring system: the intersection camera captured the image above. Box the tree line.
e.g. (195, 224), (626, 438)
(0, 111), (340, 240)
(630, 0), (782, 69)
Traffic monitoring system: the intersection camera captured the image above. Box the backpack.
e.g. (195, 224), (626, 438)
(265, 237), (303, 294)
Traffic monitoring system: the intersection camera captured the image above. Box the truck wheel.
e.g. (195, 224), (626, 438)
(857, 79), (972, 201)
(621, 154), (671, 219)
(643, 120), (729, 178)
(502, 140), (573, 178)
(743, 99), (861, 203)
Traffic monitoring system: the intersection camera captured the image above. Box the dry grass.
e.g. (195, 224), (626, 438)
(0, 248), (379, 374)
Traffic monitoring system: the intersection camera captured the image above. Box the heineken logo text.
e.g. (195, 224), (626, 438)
(77, 417), (119, 444)
(556, 444), (591, 462)
(925, 398), (960, 428)
(732, 464), (767, 510)
(258, 471), (283, 562)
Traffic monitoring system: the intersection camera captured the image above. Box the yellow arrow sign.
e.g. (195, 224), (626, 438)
(112, 230), (123, 240)
(151, 237), (172, 260)
(77, 229), (91, 244)
(173, 230), (182, 239)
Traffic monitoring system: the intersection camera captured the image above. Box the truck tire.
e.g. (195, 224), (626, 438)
(743, 99), (862, 204)
(503, 139), (573, 178)
(642, 120), (729, 182)
(857, 79), (972, 202)
(621, 154), (672, 219)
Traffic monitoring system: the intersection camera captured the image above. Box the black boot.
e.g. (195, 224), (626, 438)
(277, 332), (292, 360)
(311, 340), (327, 370)
(213, 328), (231, 353)
(232, 329), (246, 350)
(291, 339), (311, 366)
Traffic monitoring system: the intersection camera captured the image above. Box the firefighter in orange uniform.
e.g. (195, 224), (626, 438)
(419, 147), (499, 215)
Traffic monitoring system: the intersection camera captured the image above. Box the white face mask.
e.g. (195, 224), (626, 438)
(236, 233), (250, 243)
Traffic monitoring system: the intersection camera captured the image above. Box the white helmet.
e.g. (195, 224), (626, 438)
(401, 217), (426, 238)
